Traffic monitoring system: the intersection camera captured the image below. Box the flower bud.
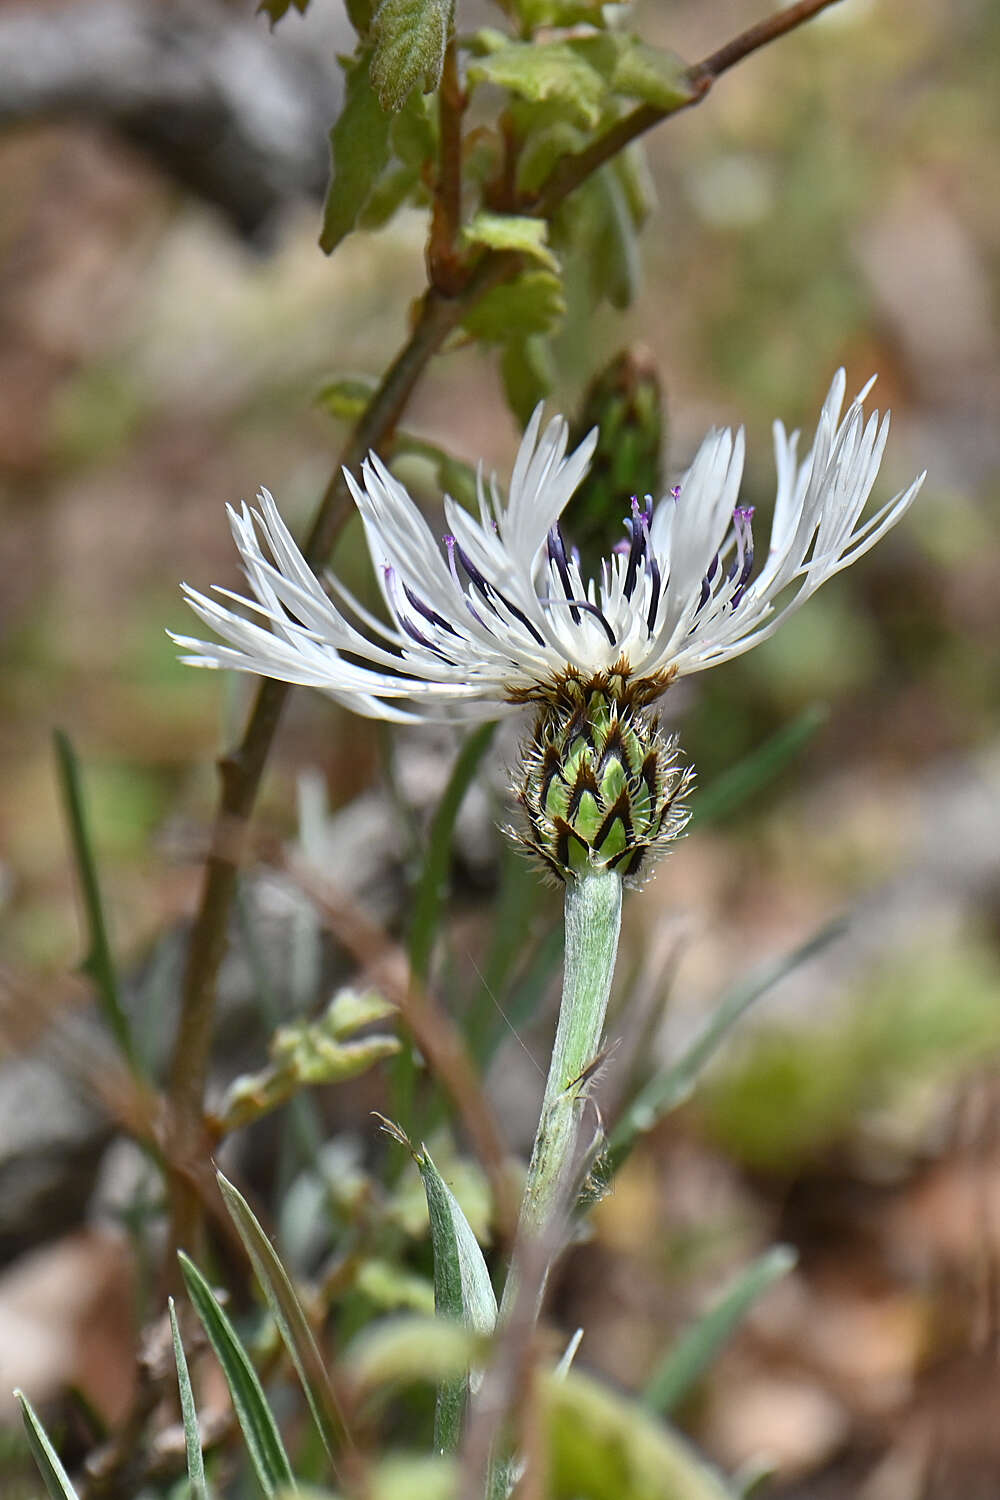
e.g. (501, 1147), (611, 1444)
(514, 671), (692, 885)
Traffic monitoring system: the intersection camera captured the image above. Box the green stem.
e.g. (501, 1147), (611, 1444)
(501, 868), (623, 1318)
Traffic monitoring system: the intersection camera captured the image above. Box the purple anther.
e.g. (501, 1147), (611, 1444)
(646, 553), (662, 634)
(547, 523), (581, 624)
(728, 506), (756, 606)
(544, 596), (616, 648)
(623, 496), (650, 601)
(697, 551), (721, 612)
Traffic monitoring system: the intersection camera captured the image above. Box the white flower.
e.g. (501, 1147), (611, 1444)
(172, 370), (924, 723)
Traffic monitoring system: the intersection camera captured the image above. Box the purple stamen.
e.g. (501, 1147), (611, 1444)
(543, 596), (616, 648)
(729, 506), (756, 607)
(623, 497), (648, 600)
(646, 553), (661, 634)
(698, 551), (721, 612)
(451, 535), (546, 646)
(402, 579), (459, 636)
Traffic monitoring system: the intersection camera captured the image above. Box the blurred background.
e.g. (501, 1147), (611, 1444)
(1, 0), (999, 1496)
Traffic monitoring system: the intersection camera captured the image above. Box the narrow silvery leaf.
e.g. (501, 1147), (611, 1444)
(416, 1147), (497, 1453)
(216, 1171), (348, 1468)
(178, 1251), (296, 1497)
(14, 1392), (80, 1500)
(168, 1298), (207, 1499)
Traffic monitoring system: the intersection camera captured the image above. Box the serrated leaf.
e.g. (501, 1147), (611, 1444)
(370, 0), (452, 112)
(463, 211), (559, 272)
(575, 33), (694, 112)
(545, 1368), (734, 1500)
(347, 1315), (481, 1397)
(178, 1251), (296, 1497)
(217, 1172), (349, 1467)
(14, 1392), (80, 1500)
(642, 1247), (796, 1415)
(257, 0), (309, 26)
(468, 41), (608, 129)
(417, 1147), (498, 1452)
(321, 53), (393, 254)
(462, 268), (565, 342)
(316, 375), (378, 422)
(501, 334), (555, 427)
(168, 1298), (207, 1500)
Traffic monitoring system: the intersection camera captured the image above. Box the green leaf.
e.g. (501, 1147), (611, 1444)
(500, 334), (555, 427)
(463, 211), (559, 272)
(316, 375), (378, 422)
(52, 730), (136, 1071)
(586, 164), (641, 310)
(604, 917), (848, 1174)
(345, 0), (376, 33)
(577, 34), (694, 112)
(367, 1453), (459, 1500)
(370, 0), (452, 113)
(14, 1392), (80, 1500)
(468, 40), (608, 129)
(217, 1172), (349, 1467)
(178, 1251), (296, 1497)
(221, 986), (400, 1131)
(462, 268), (565, 342)
(511, 0), (606, 27)
(168, 1298), (207, 1500)
(691, 706), (828, 827)
(346, 1315), (481, 1398)
(545, 1368), (734, 1500)
(321, 53), (393, 254)
(642, 1247), (797, 1415)
(257, 0), (309, 26)
(391, 436), (478, 511)
(416, 1147), (498, 1452)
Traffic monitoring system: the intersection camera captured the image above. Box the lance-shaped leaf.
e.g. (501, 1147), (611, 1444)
(321, 53), (393, 253)
(14, 1392), (80, 1500)
(370, 0), (452, 112)
(178, 1252), (296, 1498)
(642, 1246), (797, 1415)
(416, 1146), (498, 1452)
(217, 1172), (349, 1469)
(168, 1297), (207, 1500)
(220, 987), (399, 1131)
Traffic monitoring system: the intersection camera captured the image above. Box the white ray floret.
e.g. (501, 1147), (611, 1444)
(172, 371), (925, 722)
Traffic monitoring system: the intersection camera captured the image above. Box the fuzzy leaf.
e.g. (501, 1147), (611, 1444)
(178, 1251), (296, 1497)
(468, 40), (608, 129)
(545, 1368), (734, 1499)
(321, 53), (393, 253)
(417, 1147), (498, 1452)
(168, 1298), (207, 1500)
(462, 268), (565, 342)
(15, 1392), (80, 1500)
(577, 34), (694, 112)
(370, 0), (452, 112)
(347, 1315), (481, 1398)
(217, 1172), (348, 1464)
(463, 211), (559, 271)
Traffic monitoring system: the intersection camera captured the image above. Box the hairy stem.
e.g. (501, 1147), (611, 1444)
(501, 869), (623, 1318)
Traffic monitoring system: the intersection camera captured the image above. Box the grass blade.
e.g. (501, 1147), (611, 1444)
(691, 706), (827, 829)
(168, 1297), (207, 1499)
(606, 916), (847, 1172)
(178, 1251), (296, 1496)
(52, 729), (137, 1070)
(642, 1246), (796, 1415)
(14, 1390), (80, 1500)
(217, 1171), (348, 1473)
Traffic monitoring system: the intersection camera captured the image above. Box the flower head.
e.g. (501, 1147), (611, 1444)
(172, 371), (923, 726)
